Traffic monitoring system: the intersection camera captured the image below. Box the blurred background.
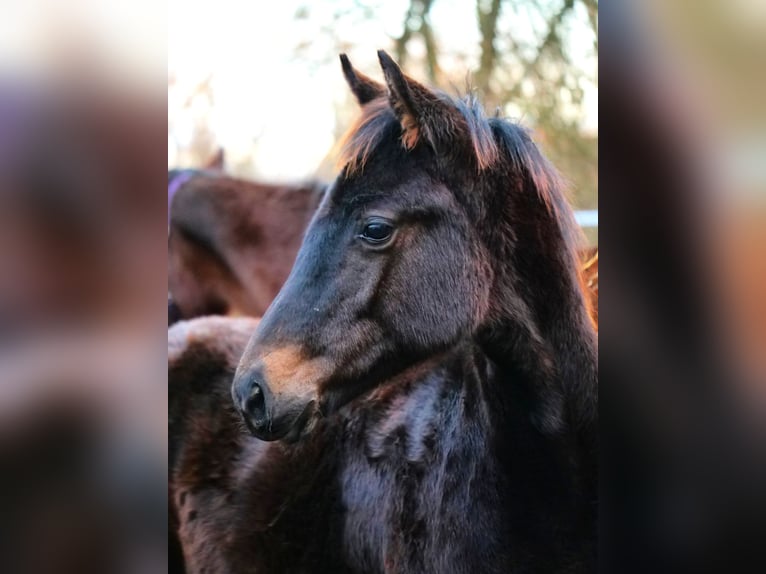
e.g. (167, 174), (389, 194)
(168, 0), (599, 241)
(1, 1), (167, 572)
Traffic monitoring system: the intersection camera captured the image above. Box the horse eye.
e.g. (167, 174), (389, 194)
(360, 220), (394, 245)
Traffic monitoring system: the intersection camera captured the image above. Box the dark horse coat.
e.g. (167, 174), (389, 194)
(170, 52), (597, 573)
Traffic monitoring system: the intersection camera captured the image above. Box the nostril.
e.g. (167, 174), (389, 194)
(244, 383), (266, 420)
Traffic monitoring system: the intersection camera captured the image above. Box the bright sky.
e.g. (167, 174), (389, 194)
(168, 0), (597, 181)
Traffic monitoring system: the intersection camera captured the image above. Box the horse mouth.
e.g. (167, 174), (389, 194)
(240, 399), (317, 442)
(279, 399), (318, 443)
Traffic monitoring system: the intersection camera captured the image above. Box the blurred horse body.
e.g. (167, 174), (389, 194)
(0, 84), (166, 336)
(0, 83), (167, 573)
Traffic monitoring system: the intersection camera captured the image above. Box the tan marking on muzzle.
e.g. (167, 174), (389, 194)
(260, 345), (333, 397)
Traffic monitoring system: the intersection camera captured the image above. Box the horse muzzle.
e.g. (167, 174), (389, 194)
(232, 366), (318, 442)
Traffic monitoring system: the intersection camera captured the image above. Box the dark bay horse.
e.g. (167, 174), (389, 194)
(170, 51), (597, 572)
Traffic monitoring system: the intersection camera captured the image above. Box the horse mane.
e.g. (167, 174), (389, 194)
(488, 116), (589, 312)
(336, 92), (591, 319)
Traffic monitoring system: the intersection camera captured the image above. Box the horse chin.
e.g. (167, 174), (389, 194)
(279, 400), (319, 444)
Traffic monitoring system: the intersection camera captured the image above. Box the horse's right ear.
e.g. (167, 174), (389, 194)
(340, 54), (385, 105)
(205, 148), (225, 171)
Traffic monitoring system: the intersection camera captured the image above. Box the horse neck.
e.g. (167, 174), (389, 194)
(477, 183), (597, 443)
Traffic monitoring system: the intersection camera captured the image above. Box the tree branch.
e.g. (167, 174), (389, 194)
(476, 0), (502, 100)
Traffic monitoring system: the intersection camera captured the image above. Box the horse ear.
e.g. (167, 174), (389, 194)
(205, 148), (225, 171)
(340, 54), (385, 106)
(377, 50), (461, 151)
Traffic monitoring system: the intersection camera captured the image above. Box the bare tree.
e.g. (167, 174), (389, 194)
(394, 0), (441, 82)
(476, 0), (503, 100)
(239, 0), (600, 210)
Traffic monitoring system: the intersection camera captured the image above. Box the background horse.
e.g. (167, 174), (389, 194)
(168, 315), (260, 573)
(168, 173), (325, 323)
(170, 52), (596, 572)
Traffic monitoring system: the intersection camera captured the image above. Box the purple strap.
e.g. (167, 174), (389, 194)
(168, 171), (195, 224)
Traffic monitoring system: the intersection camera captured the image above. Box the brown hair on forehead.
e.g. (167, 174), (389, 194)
(334, 97), (393, 174)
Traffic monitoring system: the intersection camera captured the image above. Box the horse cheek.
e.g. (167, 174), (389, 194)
(391, 229), (476, 351)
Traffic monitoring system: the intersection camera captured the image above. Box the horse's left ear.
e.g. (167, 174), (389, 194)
(377, 50), (463, 151)
(205, 148), (225, 171)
